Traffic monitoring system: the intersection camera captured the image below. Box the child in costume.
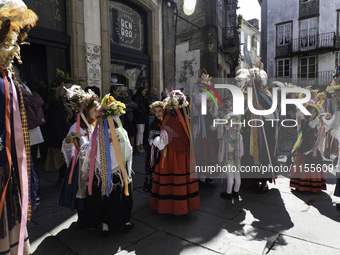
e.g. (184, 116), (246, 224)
(290, 101), (327, 194)
(83, 94), (134, 234)
(143, 101), (163, 193)
(0, 2), (38, 254)
(58, 86), (102, 230)
(219, 115), (244, 200)
(149, 90), (200, 215)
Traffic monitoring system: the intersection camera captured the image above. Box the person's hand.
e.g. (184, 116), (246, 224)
(324, 113), (332, 120)
(65, 132), (81, 144)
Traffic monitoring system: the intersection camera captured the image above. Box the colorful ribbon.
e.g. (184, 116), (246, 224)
(107, 115), (129, 196)
(88, 123), (98, 195)
(103, 118), (112, 196)
(0, 70), (12, 221)
(68, 113), (80, 184)
(11, 72), (29, 255)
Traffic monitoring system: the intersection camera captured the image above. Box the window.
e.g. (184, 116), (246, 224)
(300, 56), (316, 78)
(247, 35), (251, 51)
(257, 41), (260, 56)
(300, 18), (317, 50)
(277, 59), (290, 77)
(240, 31), (244, 55)
(277, 24), (291, 45)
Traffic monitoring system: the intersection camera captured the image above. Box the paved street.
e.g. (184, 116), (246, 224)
(28, 155), (340, 255)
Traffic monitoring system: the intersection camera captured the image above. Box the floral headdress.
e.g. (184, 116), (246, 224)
(304, 100), (320, 114)
(64, 85), (98, 112)
(99, 94), (126, 118)
(149, 101), (164, 114)
(163, 90), (189, 110)
(0, 0), (38, 69)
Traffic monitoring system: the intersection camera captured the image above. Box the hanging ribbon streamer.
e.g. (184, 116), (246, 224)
(103, 118), (112, 196)
(98, 120), (108, 196)
(107, 115), (129, 196)
(11, 72), (32, 221)
(88, 123), (98, 195)
(68, 113), (80, 184)
(113, 115), (126, 166)
(0, 70), (12, 221)
(11, 73), (29, 255)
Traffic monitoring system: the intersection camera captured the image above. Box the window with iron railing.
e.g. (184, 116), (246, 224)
(300, 18), (317, 50)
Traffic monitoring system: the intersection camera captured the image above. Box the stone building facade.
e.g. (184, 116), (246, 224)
(174, 0), (240, 94)
(19, 0), (177, 99)
(239, 19), (261, 69)
(260, 0), (340, 87)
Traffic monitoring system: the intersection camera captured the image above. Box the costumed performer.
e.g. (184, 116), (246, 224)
(149, 90), (200, 215)
(0, 1), (38, 254)
(290, 101), (327, 194)
(58, 86), (102, 230)
(219, 115), (244, 200)
(84, 94), (134, 235)
(237, 67), (278, 194)
(143, 101), (163, 193)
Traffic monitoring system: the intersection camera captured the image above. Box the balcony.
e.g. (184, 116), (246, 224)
(290, 32), (335, 54)
(336, 36), (340, 49)
(272, 70), (333, 87)
(222, 27), (240, 55)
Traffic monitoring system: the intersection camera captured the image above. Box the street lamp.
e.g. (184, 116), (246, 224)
(183, 0), (197, 16)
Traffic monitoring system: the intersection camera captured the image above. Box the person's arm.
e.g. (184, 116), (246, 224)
(152, 129), (168, 150)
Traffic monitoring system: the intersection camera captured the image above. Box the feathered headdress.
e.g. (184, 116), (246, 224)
(0, 0), (38, 69)
(64, 85), (98, 112)
(163, 90), (189, 110)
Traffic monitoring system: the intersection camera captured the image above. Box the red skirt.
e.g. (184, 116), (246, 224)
(149, 148), (200, 215)
(290, 150), (326, 193)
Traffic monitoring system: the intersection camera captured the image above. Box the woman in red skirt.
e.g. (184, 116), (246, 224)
(290, 101), (326, 194)
(149, 90), (200, 215)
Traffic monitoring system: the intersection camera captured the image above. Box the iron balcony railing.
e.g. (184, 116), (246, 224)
(272, 70), (334, 87)
(291, 32), (335, 53)
(222, 27), (240, 52)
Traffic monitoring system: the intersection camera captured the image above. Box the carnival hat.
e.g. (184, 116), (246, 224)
(304, 100), (320, 114)
(100, 93), (126, 117)
(0, 0), (38, 69)
(64, 85), (98, 112)
(163, 90), (189, 110)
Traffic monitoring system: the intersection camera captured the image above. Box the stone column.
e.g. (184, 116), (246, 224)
(66, 0), (87, 85)
(100, 0), (111, 96)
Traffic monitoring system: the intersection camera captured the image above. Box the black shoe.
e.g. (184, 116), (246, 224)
(122, 222), (134, 232)
(232, 191), (239, 199)
(220, 192), (233, 200)
(256, 186), (269, 194)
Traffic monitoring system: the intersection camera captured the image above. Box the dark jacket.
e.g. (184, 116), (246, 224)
(117, 95), (137, 122)
(132, 95), (147, 124)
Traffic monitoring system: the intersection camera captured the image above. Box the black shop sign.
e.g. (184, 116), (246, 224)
(110, 2), (144, 51)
